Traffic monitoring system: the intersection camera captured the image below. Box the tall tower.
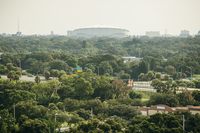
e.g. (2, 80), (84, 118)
(16, 18), (22, 36)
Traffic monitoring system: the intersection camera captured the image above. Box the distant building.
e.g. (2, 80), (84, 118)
(140, 105), (200, 116)
(122, 56), (142, 63)
(67, 27), (129, 38)
(15, 31), (22, 36)
(140, 105), (174, 116)
(197, 31), (200, 36)
(179, 30), (190, 38)
(145, 31), (160, 37)
(50, 31), (54, 36)
(133, 81), (155, 92)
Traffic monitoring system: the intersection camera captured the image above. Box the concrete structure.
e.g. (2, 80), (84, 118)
(122, 56), (142, 63)
(140, 105), (200, 116)
(188, 106), (200, 115)
(67, 27), (129, 38)
(133, 81), (155, 92)
(140, 105), (174, 116)
(179, 30), (190, 38)
(145, 31), (160, 37)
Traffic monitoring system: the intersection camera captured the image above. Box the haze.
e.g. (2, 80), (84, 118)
(0, 0), (200, 35)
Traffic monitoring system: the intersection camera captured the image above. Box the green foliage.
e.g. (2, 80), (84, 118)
(148, 93), (179, 107)
(177, 90), (196, 106)
(0, 36), (200, 132)
(34, 75), (41, 84)
(19, 116), (49, 133)
(129, 91), (142, 99)
(0, 109), (17, 133)
(74, 78), (94, 99)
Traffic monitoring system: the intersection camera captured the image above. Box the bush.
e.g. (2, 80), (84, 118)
(129, 91), (142, 99)
(148, 93), (179, 107)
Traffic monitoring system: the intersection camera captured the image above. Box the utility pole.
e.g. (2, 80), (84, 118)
(182, 115), (185, 133)
(90, 108), (93, 119)
(13, 103), (16, 119)
(55, 113), (58, 122)
(97, 66), (99, 76)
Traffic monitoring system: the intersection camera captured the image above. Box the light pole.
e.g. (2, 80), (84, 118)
(54, 113), (58, 122)
(182, 115), (185, 133)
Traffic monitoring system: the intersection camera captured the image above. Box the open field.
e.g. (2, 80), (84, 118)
(0, 75), (45, 82)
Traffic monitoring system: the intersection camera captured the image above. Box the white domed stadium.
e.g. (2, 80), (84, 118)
(67, 27), (130, 38)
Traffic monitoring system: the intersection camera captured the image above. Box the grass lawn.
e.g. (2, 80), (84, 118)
(193, 74), (200, 80)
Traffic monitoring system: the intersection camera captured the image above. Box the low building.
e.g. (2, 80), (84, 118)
(145, 31), (160, 37)
(133, 81), (155, 92)
(179, 30), (190, 38)
(140, 105), (174, 116)
(122, 56), (142, 63)
(140, 105), (200, 116)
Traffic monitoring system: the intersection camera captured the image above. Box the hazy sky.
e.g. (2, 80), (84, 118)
(0, 0), (200, 35)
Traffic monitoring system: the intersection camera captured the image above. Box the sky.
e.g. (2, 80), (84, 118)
(0, 0), (200, 35)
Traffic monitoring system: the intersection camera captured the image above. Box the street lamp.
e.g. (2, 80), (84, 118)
(182, 115), (185, 133)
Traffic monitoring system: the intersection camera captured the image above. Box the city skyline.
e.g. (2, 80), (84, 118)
(0, 0), (200, 35)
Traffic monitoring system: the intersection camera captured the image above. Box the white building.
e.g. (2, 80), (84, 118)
(122, 56), (142, 63)
(145, 31), (160, 37)
(179, 30), (190, 38)
(67, 27), (130, 38)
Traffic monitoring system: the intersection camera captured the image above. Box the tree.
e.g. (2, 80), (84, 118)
(165, 65), (176, 75)
(177, 90), (195, 106)
(129, 91), (142, 99)
(138, 73), (146, 81)
(98, 61), (113, 75)
(151, 79), (167, 93)
(192, 91), (200, 103)
(7, 70), (21, 81)
(20, 117), (49, 133)
(35, 75), (41, 84)
(0, 109), (17, 133)
(49, 60), (68, 71)
(74, 78), (94, 99)
(50, 69), (60, 78)
(92, 76), (113, 100)
(148, 93), (179, 107)
(138, 61), (148, 74)
(44, 71), (50, 80)
(155, 73), (161, 79)
(146, 71), (155, 81)
(112, 80), (130, 98)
